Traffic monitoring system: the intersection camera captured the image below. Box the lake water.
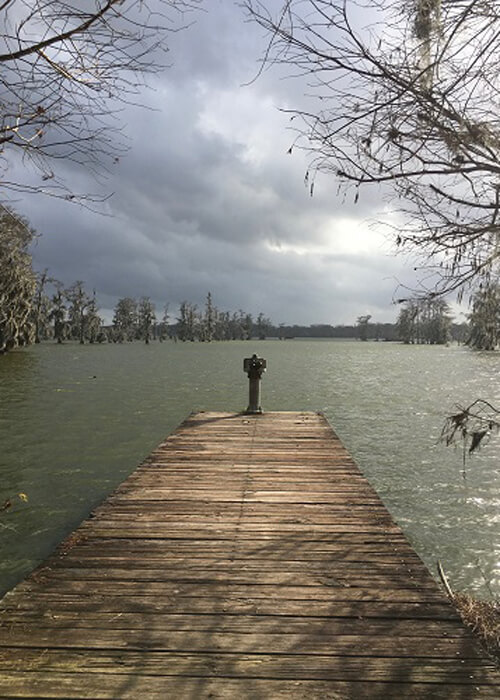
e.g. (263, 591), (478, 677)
(0, 339), (499, 599)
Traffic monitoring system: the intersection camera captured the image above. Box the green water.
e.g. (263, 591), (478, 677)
(1, 339), (499, 598)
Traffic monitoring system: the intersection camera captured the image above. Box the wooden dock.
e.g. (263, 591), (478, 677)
(0, 411), (499, 698)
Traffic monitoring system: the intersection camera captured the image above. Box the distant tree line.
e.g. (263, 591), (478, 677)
(270, 322), (396, 341)
(272, 318), (467, 344)
(2, 205), (500, 353)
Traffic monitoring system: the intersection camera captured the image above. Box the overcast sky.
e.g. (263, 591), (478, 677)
(16, 1), (423, 326)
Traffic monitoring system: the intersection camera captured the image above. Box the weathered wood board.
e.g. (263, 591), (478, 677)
(0, 411), (499, 698)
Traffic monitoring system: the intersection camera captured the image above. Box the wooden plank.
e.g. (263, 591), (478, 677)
(0, 612), (469, 637)
(1, 594), (462, 614)
(0, 629), (482, 659)
(0, 647), (495, 682)
(1, 673), (498, 700)
(0, 410), (499, 699)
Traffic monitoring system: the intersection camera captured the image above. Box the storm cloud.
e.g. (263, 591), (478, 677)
(17, 2), (418, 326)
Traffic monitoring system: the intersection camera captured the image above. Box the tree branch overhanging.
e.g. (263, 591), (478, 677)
(0, 1), (202, 201)
(441, 398), (500, 459)
(245, 0), (500, 297)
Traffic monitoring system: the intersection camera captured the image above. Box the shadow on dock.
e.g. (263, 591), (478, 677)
(0, 411), (498, 698)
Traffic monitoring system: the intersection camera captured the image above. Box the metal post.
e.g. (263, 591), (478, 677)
(243, 354), (267, 414)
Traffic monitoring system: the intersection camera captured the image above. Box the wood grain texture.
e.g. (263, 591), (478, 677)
(1, 410), (498, 698)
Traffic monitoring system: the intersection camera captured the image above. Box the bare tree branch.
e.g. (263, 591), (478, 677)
(245, 0), (500, 297)
(0, 1), (202, 200)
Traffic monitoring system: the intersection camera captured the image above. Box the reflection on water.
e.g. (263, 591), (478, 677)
(0, 340), (499, 598)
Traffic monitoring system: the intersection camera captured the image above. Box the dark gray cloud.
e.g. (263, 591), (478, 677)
(17, 1), (419, 326)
